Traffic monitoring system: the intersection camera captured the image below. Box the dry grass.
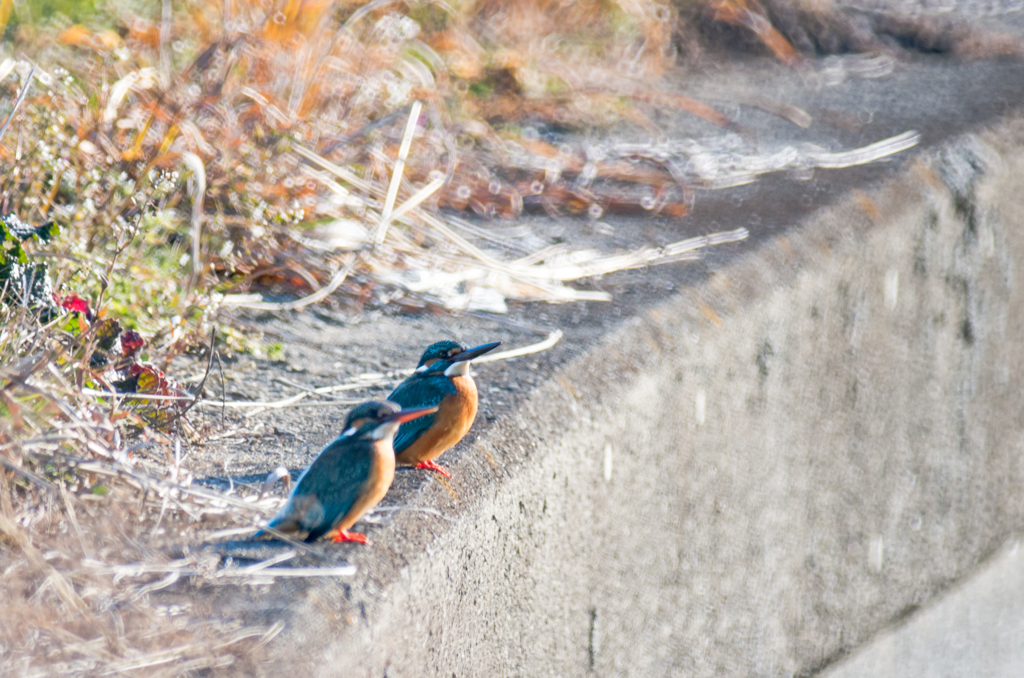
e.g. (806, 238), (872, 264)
(0, 305), (281, 674)
(1, 0), (764, 318)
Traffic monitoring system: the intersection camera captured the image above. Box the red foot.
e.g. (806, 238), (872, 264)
(415, 460), (452, 479)
(331, 530), (369, 544)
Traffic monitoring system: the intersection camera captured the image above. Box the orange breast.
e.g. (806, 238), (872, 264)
(331, 440), (396, 534)
(395, 374), (478, 465)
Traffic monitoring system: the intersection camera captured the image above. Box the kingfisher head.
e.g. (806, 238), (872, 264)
(341, 401), (438, 441)
(415, 340), (501, 376)
(416, 341), (466, 367)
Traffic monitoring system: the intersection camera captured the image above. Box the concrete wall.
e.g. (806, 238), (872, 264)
(259, 118), (1024, 677)
(824, 540), (1024, 678)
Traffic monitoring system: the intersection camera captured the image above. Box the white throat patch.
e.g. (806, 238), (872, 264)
(444, 360), (471, 377)
(371, 420), (401, 440)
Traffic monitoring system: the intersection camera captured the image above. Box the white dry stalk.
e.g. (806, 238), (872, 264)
(73, 460), (275, 515)
(376, 100), (423, 245)
(299, 165), (369, 212)
(404, 212), (748, 304)
(410, 212), (610, 301)
(294, 125), (673, 307)
(217, 255), (356, 311)
(254, 621), (286, 649)
(473, 330), (562, 364)
(82, 389), (195, 402)
(213, 565), (356, 579)
(181, 152), (206, 283)
(90, 553), (357, 581)
(203, 526), (265, 540)
(199, 330), (563, 414)
(387, 176), (445, 223)
(131, 571), (180, 600)
(0, 57), (17, 83)
(804, 130), (919, 168)
(363, 505), (454, 523)
(198, 378), (388, 416)
(406, 213), (613, 303)
(417, 211), (508, 272)
(511, 228), (749, 281)
(605, 129), (920, 189)
(292, 144), (382, 196)
(238, 549), (296, 572)
(102, 67), (159, 124)
(234, 399), (362, 414)
(240, 87), (292, 127)
(88, 644), (236, 674)
(59, 485), (90, 556)
(0, 63), (35, 145)
(447, 216), (532, 254)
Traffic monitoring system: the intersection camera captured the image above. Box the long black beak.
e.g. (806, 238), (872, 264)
(385, 405), (438, 424)
(452, 341), (501, 362)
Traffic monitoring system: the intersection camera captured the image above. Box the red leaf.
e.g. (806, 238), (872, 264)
(54, 293), (92, 316)
(120, 330), (145, 357)
(135, 366), (168, 394)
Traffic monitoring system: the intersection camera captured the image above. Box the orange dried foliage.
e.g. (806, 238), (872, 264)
(708, 0), (803, 67)
(628, 87), (745, 133)
(428, 29), (486, 80)
(517, 137), (583, 169)
(58, 25), (123, 52)
(261, 0), (335, 44)
(468, 0), (676, 78)
(126, 17), (161, 48)
(0, 0), (12, 40)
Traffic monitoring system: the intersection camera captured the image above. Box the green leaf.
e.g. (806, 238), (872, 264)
(1, 239), (28, 266)
(34, 222), (59, 243)
(0, 214), (59, 245)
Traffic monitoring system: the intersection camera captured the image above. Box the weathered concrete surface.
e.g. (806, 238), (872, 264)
(205, 115), (1024, 676)
(824, 539), (1024, 678)
(306, 120), (1024, 677)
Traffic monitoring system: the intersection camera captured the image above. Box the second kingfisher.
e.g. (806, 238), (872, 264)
(387, 340), (500, 478)
(255, 401), (436, 544)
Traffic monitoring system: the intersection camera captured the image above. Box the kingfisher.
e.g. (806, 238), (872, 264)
(386, 340), (500, 478)
(255, 401), (437, 544)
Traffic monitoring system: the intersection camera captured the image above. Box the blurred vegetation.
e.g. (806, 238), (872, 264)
(0, 2), (721, 669)
(0, 0), (709, 356)
(2, 0), (1012, 672)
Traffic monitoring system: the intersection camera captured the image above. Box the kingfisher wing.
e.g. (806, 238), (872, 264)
(266, 434), (373, 538)
(391, 412), (435, 455)
(388, 372), (455, 454)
